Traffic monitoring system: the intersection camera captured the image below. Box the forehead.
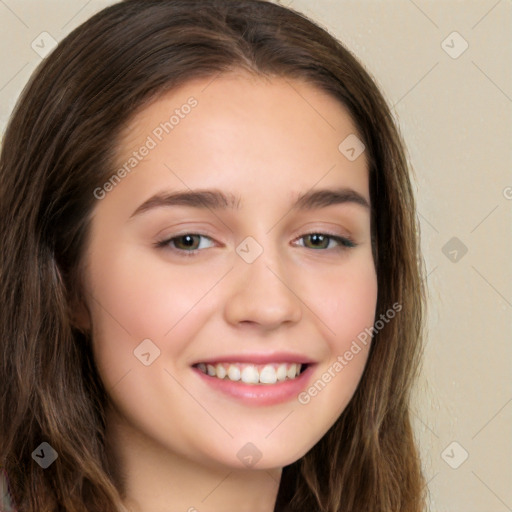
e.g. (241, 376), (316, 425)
(104, 72), (369, 216)
(117, 71), (364, 163)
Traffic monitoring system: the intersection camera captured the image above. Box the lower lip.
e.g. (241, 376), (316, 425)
(193, 365), (316, 406)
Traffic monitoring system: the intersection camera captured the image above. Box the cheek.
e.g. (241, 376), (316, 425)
(295, 254), (377, 422)
(87, 244), (213, 336)
(311, 251), (378, 347)
(86, 244), (224, 388)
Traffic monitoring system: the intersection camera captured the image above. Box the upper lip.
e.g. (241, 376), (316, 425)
(192, 352), (316, 366)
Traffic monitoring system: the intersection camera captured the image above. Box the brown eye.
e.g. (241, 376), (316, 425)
(172, 234), (201, 251)
(155, 233), (216, 256)
(303, 234), (330, 249)
(298, 233), (356, 250)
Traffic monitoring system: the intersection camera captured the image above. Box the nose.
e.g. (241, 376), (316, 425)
(223, 243), (303, 331)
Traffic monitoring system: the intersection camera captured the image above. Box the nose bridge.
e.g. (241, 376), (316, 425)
(223, 232), (303, 328)
(239, 235), (284, 291)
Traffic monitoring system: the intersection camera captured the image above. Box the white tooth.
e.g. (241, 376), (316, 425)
(215, 364), (227, 379)
(241, 365), (259, 384)
(197, 363), (207, 374)
(259, 365), (277, 384)
(206, 364), (216, 377)
(276, 364), (287, 381)
(287, 363), (297, 379)
(296, 363), (302, 376)
(227, 365), (241, 381)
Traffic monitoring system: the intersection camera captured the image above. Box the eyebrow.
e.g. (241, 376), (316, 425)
(129, 187), (370, 218)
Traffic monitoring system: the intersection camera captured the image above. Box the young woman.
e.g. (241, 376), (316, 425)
(0, 0), (427, 510)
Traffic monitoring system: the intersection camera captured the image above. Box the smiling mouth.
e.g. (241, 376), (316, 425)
(194, 362), (308, 385)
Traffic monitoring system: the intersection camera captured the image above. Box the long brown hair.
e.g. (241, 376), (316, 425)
(0, 0), (426, 510)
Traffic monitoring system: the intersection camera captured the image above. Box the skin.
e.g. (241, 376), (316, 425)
(79, 72), (378, 512)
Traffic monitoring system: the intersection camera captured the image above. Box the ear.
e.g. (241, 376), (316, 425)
(70, 298), (92, 332)
(59, 260), (92, 333)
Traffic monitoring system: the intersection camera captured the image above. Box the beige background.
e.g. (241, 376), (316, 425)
(1, 1), (511, 511)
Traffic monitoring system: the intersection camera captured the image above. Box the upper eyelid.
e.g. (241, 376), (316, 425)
(158, 223), (355, 239)
(160, 230), (350, 241)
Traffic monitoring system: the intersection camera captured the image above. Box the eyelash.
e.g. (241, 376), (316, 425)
(154, 231), (357, 257)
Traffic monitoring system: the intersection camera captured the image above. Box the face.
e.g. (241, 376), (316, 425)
(81, 72), (377, 471)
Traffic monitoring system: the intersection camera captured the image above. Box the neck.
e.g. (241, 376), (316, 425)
(105, 406), (282, 512)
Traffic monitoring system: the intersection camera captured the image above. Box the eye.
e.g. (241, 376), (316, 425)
(155, 233), (215, 256)
(154, 231), (357, 258)
(294, 232), (356, 251)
